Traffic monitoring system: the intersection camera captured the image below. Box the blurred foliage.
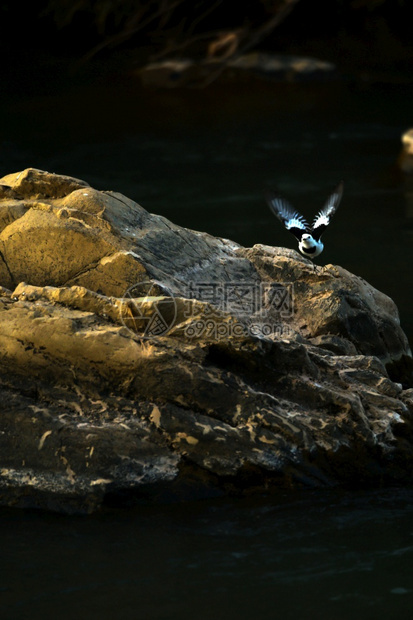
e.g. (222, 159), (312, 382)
(46, 1), (292, 34)
(43, 0), (301, 61)
(350, 0), (407, 8)
(0, 0), (397, 79)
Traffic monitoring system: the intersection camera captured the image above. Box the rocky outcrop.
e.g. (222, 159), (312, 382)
(139, 52), (336, 88)
(0, 168), (412, 513)
(397, 128), (413, 174)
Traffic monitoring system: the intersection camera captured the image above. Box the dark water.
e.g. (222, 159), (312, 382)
(0, 76), (412, 343)
(1, 487), (413, 620)
(1, 72), (413, 619)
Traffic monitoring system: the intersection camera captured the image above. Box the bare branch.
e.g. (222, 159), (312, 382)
(81, 0), (187, 63)
(196, 0), (302, 88)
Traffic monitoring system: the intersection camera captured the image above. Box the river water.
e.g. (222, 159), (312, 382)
(0, 71), (412, 619)
(1, 487), (413, 619)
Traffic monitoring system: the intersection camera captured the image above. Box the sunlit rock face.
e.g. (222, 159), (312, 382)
(0, 168), (412, 514)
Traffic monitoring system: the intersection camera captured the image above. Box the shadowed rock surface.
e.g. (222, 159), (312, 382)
(0, 168), (412, 514)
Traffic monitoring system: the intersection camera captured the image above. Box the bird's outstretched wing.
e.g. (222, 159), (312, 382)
(311, 181), (343, 241)
(266, 190), (309, 241)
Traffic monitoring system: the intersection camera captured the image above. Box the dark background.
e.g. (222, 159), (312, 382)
(1, 1), (413, 90)
(1, 7), (413, 619)
(0, 0), (412, 343)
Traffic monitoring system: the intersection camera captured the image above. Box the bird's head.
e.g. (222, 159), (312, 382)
(300, 233), (317, 249)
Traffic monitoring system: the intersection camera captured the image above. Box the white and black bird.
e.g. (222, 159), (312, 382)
(266, 182), (344, 259)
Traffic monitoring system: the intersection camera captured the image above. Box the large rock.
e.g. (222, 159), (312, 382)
(0, 168), (412, 513)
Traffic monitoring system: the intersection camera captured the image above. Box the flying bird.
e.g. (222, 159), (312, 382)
(265, 181), (343, 259)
